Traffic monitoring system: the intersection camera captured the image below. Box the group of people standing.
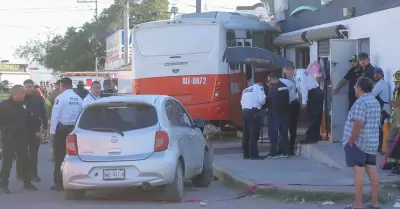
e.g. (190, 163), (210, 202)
(0, 77), (103, 194)
(240, 62), (324, 160)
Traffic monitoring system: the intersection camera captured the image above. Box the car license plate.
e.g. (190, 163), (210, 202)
(103, 169), (125, 180)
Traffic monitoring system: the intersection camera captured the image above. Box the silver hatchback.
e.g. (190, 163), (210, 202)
(62, 95), (213, 201)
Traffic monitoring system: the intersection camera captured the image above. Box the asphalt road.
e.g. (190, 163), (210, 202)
(0, 145), (344, 209)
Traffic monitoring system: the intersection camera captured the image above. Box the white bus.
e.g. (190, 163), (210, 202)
(132, 11), (281, 127)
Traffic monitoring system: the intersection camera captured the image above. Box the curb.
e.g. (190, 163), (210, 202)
(212, 163), (388, 203)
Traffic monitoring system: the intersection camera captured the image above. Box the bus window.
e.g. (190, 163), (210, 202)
(226, 30), (236, 47)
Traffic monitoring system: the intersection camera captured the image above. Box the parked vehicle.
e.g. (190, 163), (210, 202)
(62, 95), (213, 201)
(131, 12), (280, 127)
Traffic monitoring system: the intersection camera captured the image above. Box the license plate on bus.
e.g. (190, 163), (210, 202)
(103, 169), (125, 180)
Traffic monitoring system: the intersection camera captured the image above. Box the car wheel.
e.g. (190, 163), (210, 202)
(165, 160), (184, 201)
(191, 149), (213, 187)
(64, 189), (86, 200)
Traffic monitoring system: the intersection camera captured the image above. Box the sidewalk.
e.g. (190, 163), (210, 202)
(213, 152), (399, 203)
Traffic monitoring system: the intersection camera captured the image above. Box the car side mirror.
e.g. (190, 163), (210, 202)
(194, 118), (206, 128)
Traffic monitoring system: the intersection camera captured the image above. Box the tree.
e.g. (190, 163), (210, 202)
(14, 0), (170, 72)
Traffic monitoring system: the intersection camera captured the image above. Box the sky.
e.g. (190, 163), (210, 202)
(0, 0), (260, 63)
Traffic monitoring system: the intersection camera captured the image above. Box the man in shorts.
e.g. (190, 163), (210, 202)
(343, 77), (381, 209)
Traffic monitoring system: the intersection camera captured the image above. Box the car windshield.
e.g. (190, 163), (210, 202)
(78, 103), (158, 132)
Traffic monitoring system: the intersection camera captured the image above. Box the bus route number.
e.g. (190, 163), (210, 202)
(182, 77), (207, 85)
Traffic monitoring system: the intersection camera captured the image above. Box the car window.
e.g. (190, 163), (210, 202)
(171, 100), (193, 128)
(78, 103), (158, 132)
(165, 100), (181, 127)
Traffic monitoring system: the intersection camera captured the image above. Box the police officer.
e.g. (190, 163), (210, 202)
(82, 81), (101, 108)
(371, 68), (391, 153)
(16, 79), (48, 182)
(50, 77), (83, 191)
(73, 80), (89, 100)
(0, 85), (38, 194)
(265, 72), (290, 158)
(240, 81), (266, 160)
(279, 76), (299, 156)
(283, 64), (324, 144)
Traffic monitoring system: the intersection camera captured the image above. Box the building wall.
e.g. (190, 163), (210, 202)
(280, 0), (400, 32)
(282, 7), (400, 84)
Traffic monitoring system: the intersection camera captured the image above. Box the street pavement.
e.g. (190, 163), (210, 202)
(0, 144), (346, 209)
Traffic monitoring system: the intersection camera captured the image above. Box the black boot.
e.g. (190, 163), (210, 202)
(0, 186), (10, 195)
(24, 182), (38, 191)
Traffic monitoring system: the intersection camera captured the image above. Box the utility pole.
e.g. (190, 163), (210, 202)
(77, 0), (98, 21)
(196, 0), (201, 13)
(124, 0), (130, 65)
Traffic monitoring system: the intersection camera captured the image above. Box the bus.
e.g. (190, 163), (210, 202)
(132, 12), (280, 127)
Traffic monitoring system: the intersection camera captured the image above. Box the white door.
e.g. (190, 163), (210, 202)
(330, 39), (358, 142)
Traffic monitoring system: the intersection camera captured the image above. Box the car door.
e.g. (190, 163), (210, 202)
(171, 101), (205, 175)
(165, 99), (193, 177)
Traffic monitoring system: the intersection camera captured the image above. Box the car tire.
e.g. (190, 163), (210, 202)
(191, 149), (213, 187)
(165, 161), (184, 201)
(64, 190), (86, 200)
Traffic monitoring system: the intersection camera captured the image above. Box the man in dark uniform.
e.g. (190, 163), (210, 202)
(334, 55), (362, 110)
(73, 80), (89, 100)
(240, 81), (266, 160)
(358, 52), (375, 80)
(16, 79), (48, 182)
(0, 85), (38, 194)
(266, 72), (290, 158)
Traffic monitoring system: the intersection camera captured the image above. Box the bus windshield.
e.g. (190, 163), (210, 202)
(135, 24), (218, 56)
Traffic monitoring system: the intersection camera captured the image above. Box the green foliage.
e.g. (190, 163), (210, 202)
(14, 0), (170, 72)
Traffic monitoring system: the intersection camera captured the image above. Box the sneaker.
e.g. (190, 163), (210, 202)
(24, 183), (38, 191)
(50, 184), (63, 191)
(279, 154), (290, 158)
(0, 186), (10, 195)
(266, 154), (279, 159)
(31, 176), (41, 182)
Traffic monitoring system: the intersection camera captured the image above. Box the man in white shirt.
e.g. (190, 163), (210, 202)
(371, 68), (391, 153)
(240, 82), (266, 160)
(279, 77), (299, 155)
(283, 64), (324, 144)
(82, 81), (101, 108)
(50, 77), (83, 191)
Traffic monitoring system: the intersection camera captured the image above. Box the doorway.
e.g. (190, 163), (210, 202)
(296, 47), (310, 68)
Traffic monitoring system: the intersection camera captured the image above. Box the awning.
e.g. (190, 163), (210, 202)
(273, 31), (307, 46)
(305, 25), (346, 41)
(223, 46), (293, 69)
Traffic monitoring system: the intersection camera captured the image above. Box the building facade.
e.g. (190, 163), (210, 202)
(236, 0), (400, 142)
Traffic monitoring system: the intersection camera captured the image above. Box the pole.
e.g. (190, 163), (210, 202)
(94, 0), (98, 21)
(196, 0), (201, 13)
(124, 0), (130, 65)
(95, 57), (99, 72)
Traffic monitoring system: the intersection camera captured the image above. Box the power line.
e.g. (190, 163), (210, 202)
(0, 6), (83, 11)
(0, 9), (94, 13)
(77, 0), (98, 21)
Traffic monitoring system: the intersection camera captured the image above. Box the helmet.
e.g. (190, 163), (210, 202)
(393, 70), (400, 82)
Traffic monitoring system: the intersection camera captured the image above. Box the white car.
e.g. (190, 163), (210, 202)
(61, 95), (213, 201)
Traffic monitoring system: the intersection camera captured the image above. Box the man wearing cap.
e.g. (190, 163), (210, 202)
(334, 55), (362, 109)
(73, 80), (89, 100)
(371, 67), (391, 153)
(358, 52), (375, 81)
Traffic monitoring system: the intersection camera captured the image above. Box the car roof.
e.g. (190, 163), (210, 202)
(89, 95), (171, 106)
